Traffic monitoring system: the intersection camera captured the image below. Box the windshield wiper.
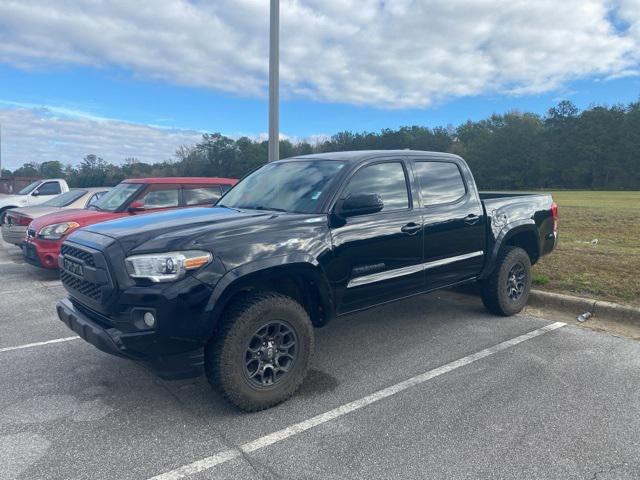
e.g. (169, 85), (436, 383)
(241, 205), (289, 213)
(217, 204), (240, 212)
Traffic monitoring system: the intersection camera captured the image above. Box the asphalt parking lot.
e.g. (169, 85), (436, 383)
(1, 239), (639, 480)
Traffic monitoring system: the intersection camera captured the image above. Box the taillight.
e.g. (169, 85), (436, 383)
(550, 202), (558, 232)
(5, 213), (30, 227)
(17, 215), (32, 227)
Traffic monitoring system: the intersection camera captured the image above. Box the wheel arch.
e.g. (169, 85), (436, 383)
(481, 221), (540, 278)
(205, 258), (335, 339)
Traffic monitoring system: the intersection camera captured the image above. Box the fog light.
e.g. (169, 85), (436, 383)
(143, 312), (156, 328)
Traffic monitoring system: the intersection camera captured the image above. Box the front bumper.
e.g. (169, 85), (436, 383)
(56, 297), (205, 379)
(23, 238), (60, 269)
(1, 224), (26, 246)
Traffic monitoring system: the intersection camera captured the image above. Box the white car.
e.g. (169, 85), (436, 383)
(0, 179), (70, 224)
(1, 187), (110, 246)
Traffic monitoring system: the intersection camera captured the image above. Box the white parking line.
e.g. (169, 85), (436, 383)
(0, 336), (79, 353)
(148, 321), (566, 480)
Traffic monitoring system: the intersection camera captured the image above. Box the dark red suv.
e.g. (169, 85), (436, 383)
(24, 177), (237, 269)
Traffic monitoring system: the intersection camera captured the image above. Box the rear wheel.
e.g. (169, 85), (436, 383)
(480, 246), (532, 316)
(205, 292), (314, 411)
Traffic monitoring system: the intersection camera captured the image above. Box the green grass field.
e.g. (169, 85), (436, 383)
(531, 191), (640, 306)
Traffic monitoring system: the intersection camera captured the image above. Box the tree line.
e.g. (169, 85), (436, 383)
(3, 100), (639, 190)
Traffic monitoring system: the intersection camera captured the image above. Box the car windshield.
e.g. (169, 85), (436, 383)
(90, 183), (142, 212)
(219, 160), (346, 214)
(42, 189), (87, 207)
(17, 181), (41, 195)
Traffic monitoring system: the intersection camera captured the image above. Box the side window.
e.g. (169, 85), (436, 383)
(36, 182), (62, 196)
(183, 185), (222, 206)
(414, 161), (467, 206)
(138, 185), (180, 209)
(343, 162), (409, 212)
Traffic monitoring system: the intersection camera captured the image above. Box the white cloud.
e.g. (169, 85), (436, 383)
(0, 0), (638, 109)
(0, 107), (203, 170)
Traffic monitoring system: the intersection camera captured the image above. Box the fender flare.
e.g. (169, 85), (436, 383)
(204, 254), (335, 333)
(481, 219), (538, 278)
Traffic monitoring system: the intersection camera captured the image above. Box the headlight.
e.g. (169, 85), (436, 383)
(38, 222), (80, 240)
(125, 250), (213, 283)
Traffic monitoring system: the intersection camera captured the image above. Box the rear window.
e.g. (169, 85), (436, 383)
(42, 189), (87, 207)
(414, 161), (467, 206)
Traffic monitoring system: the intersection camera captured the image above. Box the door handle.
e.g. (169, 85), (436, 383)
(401, 222), (421, 234)
(464, 214), (480, 225)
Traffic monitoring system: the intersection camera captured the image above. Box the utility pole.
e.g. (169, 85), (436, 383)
(268, 0), (279, 162)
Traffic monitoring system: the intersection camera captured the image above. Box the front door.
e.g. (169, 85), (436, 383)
(328, 160), (424, 314)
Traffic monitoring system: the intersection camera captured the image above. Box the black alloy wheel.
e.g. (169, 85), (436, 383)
(243, 320), (298, 388)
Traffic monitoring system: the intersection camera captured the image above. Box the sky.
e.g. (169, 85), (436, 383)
(1, 0), (640, 170)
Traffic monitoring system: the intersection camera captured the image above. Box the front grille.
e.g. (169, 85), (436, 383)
(60, 270), (102, 302)
(61, 244), (96, 267)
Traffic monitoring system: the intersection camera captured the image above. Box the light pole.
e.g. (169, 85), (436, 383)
(268, 0), (279, 162)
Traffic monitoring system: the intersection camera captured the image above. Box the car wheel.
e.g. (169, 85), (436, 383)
(205, 292), (314, 411)
(480, 246), (532, 316)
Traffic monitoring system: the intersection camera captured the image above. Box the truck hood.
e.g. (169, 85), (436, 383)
(78, 206), (308, 254)
(0, 194), (25, 207)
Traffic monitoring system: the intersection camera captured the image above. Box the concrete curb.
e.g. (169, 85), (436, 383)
(449, 284), (640, 326)
(529, 290), (640, 326)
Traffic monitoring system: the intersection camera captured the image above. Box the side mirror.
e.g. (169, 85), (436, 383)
(336, 193), (384, 218)
(32, 190), (41, 197)
(128, 200), (146, 213)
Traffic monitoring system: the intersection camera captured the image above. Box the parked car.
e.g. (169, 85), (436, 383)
(0, 179), (70, 224)
(55, 151), (558, 411)
(24, 177), (236, 269)
(1, 188), (110, 246)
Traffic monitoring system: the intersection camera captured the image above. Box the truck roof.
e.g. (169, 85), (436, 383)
(284, 150), (462, 163)
(121, 177), (238, 185)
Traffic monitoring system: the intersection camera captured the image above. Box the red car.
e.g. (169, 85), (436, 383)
(23, 177), (237, 269)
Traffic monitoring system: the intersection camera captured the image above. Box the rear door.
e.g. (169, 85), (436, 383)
(328, 159), (424, 313)
(412, 159), (486, 290)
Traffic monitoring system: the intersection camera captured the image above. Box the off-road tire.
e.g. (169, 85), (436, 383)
(205, 292), (314, 412)
(480, 246), (532, 316)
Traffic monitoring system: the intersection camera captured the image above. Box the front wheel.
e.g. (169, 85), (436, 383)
(480, 246), (532, 316)
(205, 292), (314, 411)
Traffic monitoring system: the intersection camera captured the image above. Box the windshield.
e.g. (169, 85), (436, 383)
(18, 181), (41, 195)
(220, 160), (346, 214)
(90, 183), (142, 212)
(42, 189), (87, 207)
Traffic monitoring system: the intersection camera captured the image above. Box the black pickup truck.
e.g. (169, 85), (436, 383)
(56, 151), (557, 411)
